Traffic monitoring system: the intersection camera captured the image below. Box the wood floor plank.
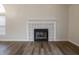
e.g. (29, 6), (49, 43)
(48, 42), (61, 55)
(23, 42), (34, 55)
(49, 42), (63, 55)
(32, 42), (40, 55)
(7, 43), (23, 55)
(55, 42), (77, 55)
(0, 41), (78, 55)
(42, 42), (52, 55)
(64, 42), (79, 54)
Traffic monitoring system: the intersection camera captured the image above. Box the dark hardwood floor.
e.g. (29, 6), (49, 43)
(0, 41), (79, 55)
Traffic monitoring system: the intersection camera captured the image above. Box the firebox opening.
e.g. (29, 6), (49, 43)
(34, 29), (48, 41)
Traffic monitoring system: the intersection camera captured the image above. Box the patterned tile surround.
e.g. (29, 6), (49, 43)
(26, 20), (56, 41)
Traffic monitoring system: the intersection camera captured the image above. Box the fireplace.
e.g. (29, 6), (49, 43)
(34, 29), (48, 41)
(27, 19), (56, 41)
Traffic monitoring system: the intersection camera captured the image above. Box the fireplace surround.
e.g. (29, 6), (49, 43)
(27, 19), (56, 41)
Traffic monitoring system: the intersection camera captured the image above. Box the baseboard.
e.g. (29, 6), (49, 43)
(0, 39), (68, 42)
(52, 39), (68, 41)
(0, 39), (34, 41)
(69, 40), (79, 47)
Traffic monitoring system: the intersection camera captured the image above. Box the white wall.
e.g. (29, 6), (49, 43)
(0, 4), (69, 41)
(69, 5), (79, 46)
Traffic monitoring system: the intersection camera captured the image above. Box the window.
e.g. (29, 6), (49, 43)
(0, 4), (6, 35)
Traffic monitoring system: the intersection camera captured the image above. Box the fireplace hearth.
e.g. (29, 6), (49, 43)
(34, 29), (48, 41)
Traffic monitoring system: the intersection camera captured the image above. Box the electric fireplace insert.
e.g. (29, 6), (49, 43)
(34, 29), (48, 41)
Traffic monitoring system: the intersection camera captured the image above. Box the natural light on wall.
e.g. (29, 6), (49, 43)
(0, 4), (5, 13)
(0, 4), (6, 35)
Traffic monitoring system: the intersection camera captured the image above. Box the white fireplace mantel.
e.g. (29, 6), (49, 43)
(26, 19), (56, 41)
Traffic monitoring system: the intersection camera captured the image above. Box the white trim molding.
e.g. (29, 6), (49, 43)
(69, 40), (79, 47)
(0, 39), (34, 41)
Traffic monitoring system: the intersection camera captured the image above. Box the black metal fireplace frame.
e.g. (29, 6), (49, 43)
(34, 29), (48, 41)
